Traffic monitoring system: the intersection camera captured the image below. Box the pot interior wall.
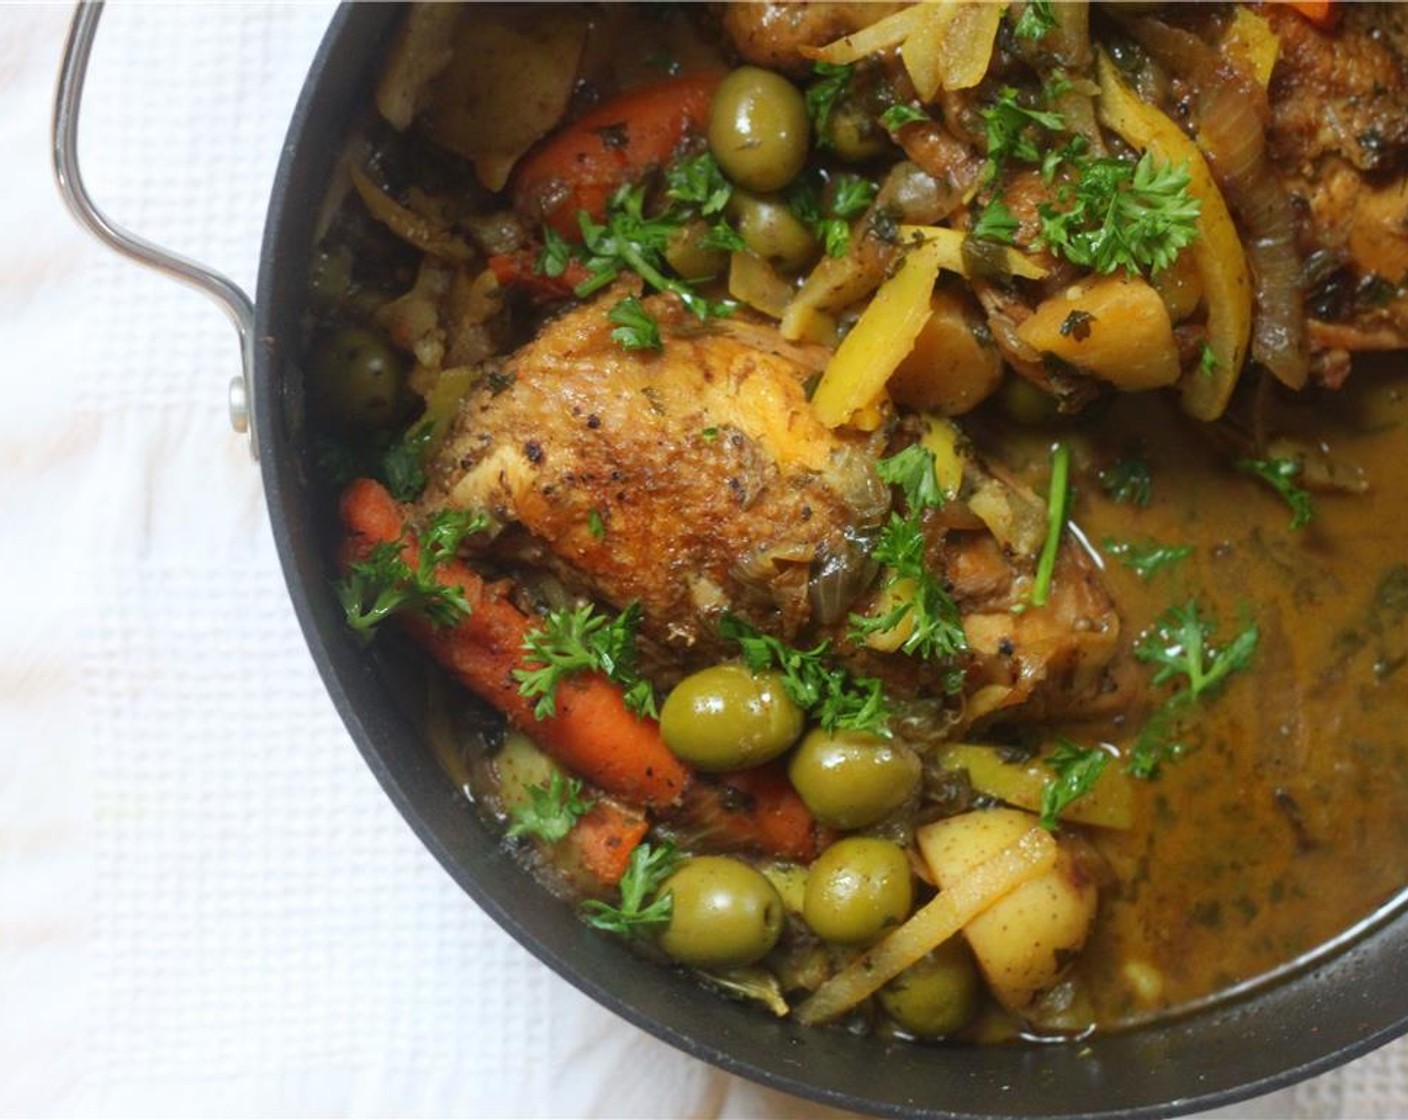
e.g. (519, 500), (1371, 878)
(251, 8), (1408, 1118)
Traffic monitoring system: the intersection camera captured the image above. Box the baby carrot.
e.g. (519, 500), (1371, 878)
(511, 72), (721, 238)
(339, 479), (691, 809)
(672, 762), (829, 863)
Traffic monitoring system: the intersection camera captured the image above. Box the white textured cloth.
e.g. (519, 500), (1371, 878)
(1, 4), (1405, 1117)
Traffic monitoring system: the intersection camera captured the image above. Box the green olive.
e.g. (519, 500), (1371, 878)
(660, 665), (805, 772)
(802, 837), (913, 946)
(999, 375), (1063, 428)
(664, 220), (730, 283)
(787, 729), (922, 830)
(727, 191), (820, 275)
(878, 937), (981, 1039)
(312, 326), (407, 432)
(826, 99), (892, 164)
(658, 856), (785, 968)
(708, 66), (809, 192)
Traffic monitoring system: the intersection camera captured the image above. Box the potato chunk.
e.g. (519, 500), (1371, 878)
(917, 808), (1097, 1016)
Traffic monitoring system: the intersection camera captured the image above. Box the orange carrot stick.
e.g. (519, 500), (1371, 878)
(339, 479), (691, 809)
(565, 801), (650, 888)
(511, 73), (722, 239)
(673, 762), (831, 863)
(487, 250), (592, 304)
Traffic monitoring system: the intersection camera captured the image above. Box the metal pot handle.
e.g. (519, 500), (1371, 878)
(52, 0), (259, 459)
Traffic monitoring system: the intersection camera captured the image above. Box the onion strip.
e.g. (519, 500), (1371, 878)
(795, 827), (1058, 1025)
(1095, 53), (1251, 420)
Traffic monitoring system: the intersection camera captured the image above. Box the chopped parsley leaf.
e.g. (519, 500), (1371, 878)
(608, 296), (663, 351)
(1013, 0), (1058, 41)
(1199, 341), (1219, 376)
(1134, 600), (1259, 702)
(1237, 456), (1314, 530)
(664, 152), (733, 218)
(1099, 456), (1153, 507)
(536, 225), (572, 278)
(849, 513), (968, 669)
(1104, 537), (1195, 580)
(876, 445), (947, 512)
(507, 772), (595, 843)
(805, 62), (854, 148)
(720, 615), (892, 736)
(879, 104), (931, 132)
(1040, 740), (1110, 829)
(515, 601), (658, 720)
(574, 183), (735, 324)
(336, 509), (489, 640)
(582, 841), (680, 937)
(380, 420), (435, 501)
(982, 86), (1065, 179)
(971, 198), (1020, 246)
(1039, 151), (1201, 276)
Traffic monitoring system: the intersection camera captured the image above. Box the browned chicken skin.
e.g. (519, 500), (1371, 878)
(422, 290), (1122, 725)
(1262, 4), (1408, 366)
(424, 287), (874, 662)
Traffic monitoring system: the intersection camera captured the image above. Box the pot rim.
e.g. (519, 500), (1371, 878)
(251, 7), (1408, 1118)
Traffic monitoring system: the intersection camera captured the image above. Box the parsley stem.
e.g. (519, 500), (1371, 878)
(1032, 441), (1071, 608)
(573, 265), (621, 299)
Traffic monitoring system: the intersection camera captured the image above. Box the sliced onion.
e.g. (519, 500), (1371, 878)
(808, 531), (880, 627)
(1125, 17), (1309, 388)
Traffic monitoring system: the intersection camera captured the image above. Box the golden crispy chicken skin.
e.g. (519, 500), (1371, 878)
(423, 290), (879, 659)
(422, 290), (1122, 723)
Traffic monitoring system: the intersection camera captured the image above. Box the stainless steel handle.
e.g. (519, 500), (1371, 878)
(52, 0), (260, 458)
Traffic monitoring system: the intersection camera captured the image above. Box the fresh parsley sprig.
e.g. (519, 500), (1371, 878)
(1134, 600), (1259, 702)
(1099, 456), (1153, 507)
(574, 182), (737, 323)
(1104, 537), (1194, 580)
(971, 198), (1020, 246)
(507, 772), (595, 844)
(851, 448), (967, 673)
(1039, 151), (1201, 276)
(1013, 0), (1057, 41)
(1237, 456), (1314, 530)
(720, 616), (892, 737)
(336, 509), (489, 641)
(608, 296), (662, 351)
(805, 61), (854, 148)
(1031, 442), (1071, 608)
(1040, 739), (1110, 830)
(515, 601), (658, 720)
(788, 171), (879, 258)
(875, 444), (948, 512)
(849, 515), (967, 669)
(581, 841), (681, 937)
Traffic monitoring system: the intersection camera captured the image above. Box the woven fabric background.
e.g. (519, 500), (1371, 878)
(1, 4), (1404, 1117)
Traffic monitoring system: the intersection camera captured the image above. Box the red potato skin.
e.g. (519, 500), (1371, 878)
(510, 73), (723, 239)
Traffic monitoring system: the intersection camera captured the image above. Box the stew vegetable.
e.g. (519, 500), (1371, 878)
(309, 1), (1408, 1041)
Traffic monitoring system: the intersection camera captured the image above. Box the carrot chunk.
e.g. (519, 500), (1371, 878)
(338, 479), (691, 809)
(510, 73), (722, 239)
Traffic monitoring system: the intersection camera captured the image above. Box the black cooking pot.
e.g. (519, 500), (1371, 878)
(56, 4), (1408, 1117)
